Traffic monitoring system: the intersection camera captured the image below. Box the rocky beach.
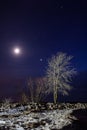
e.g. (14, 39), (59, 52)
(0, 103), (87, 130)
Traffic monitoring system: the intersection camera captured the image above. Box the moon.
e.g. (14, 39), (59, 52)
(13, 47), (21, 55)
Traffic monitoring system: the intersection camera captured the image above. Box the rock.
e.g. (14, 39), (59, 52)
(0, 102), (87, 130)
(0, 120), (6, 124)
(15, 124), (24, 130)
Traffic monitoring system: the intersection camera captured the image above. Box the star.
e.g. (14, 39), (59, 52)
(60, 6), (63, 9)
(40, 58), (43, 62)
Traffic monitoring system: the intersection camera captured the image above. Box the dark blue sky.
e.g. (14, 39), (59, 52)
(0, 0), (87, 78)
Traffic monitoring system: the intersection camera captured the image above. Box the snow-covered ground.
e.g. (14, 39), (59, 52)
(0, 105), (73, 130)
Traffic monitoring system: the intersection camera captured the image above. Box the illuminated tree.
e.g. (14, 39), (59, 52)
(46, 52), (77, 104)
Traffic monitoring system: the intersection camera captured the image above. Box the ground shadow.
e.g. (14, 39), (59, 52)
(61, 109), (87, 130)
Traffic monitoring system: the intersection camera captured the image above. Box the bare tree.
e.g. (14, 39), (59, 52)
(34, 77), (47, 102)
(46, 52), (77, 104)
(21, 93), (29, 104)
(27, 77), (47, 103)
(28, 77), (34, 102)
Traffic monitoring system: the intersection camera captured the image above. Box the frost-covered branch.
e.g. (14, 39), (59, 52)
(46, 52), (77, 103)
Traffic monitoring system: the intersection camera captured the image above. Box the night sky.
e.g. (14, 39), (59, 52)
(0, 0), (87, 78)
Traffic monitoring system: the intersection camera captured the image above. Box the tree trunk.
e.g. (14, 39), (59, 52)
(53, 86), (57, 104)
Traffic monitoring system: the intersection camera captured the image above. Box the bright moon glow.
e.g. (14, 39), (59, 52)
(14, 48), (20, 54)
